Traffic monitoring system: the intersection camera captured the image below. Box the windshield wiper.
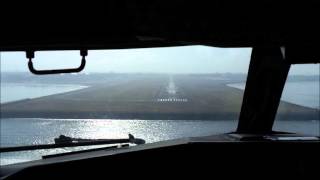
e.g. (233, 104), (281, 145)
(0, 134), (145, 153)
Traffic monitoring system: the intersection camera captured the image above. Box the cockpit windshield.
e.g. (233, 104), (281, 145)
(0, 46), (319, 165)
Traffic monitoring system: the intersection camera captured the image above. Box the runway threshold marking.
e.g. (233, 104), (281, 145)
(156, 98), (188, 102)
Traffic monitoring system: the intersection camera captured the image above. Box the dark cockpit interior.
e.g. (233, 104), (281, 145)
(0, 1), (319, 179)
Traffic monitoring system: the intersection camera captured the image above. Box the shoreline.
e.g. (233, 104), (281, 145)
(1, 83), (90, 104)
(1, 78), (318, 121)
(226, 83), (320, 110)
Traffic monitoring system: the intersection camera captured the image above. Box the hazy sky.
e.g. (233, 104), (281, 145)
(1, 46), (319, 75)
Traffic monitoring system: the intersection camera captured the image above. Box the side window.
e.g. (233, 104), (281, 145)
(273, 64), (320, 136)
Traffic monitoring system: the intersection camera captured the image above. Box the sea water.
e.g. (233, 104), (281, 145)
(0, 81), (319, 165)
(1, 83), (88, 103)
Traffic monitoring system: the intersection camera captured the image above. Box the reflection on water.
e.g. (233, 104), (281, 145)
(0, 119), (237, 147)
(1, 118), (319, 165)
(228, 81), (320, 109)
(0, 118), (237, 165)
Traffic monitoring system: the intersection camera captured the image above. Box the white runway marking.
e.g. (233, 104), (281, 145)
(157, 98), (188, 102)
(156, 76), (188, 103)
(166, 76), (177, 95)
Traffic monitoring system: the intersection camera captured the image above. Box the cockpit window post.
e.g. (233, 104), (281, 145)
(237, 46), (291, 133)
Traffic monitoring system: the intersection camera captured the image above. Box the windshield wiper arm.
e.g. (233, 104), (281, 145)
(0, 134), (145, 153)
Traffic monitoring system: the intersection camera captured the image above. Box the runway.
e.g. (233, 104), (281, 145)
(1, 74), (318, 120)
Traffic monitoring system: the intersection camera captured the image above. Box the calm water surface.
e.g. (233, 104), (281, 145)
(0, 83), (87, 103)
(228, 81), (319, 109)
(1, 81), (319, 165)
(1, 118), (319, 165)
